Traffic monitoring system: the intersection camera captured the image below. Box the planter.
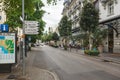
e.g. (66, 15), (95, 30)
(84, 50), (100, 56)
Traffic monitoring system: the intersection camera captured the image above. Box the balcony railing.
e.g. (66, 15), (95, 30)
(72, 27), (80, 33)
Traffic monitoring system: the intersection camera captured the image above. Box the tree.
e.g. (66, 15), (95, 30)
(52, 32), (59, 46)
(52, 32), (59, 41)
(92, 28), (108, 47)
(3, 0), (35, 30)
(58, 16), (72, 50)
(47, 0), (58, 5)
(58, 16), (72, 37)
(27, 1), (45, 41)
(79, 2), (99, 50)
(3, 0), (45, 30)
(3, 0), (45, 43)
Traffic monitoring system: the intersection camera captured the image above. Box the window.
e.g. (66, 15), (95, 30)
(107, 1), (114, 16)
(0, 8), (2, 12)
(0, 16), (1, 20)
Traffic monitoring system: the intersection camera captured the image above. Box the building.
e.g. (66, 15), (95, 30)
(99, 0), (120, 53)
(62, 0), (120, 53)
(0, 0), (6, 24)
(62, 0), (84, 45)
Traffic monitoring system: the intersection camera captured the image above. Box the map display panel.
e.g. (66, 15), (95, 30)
(0, 33), (16, 64)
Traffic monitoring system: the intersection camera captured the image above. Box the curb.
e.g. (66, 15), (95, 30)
(40, 69), (59, 80)
(100, 57), (120, 64)
(26, 66), (59, 80)
(65, 49), (120, 64)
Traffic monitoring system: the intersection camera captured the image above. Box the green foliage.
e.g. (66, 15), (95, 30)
(79, 2), (99, 50)
(52, 32), (59, 41)
(3, 0), (45, 34)
(41, 33), (53, 42)
(58, 16), (72, 37)
(3, 0), (35, 29)
(93, 28), (108, 47)
(84, 50), (100, 56)
(3, 0), (45, 42)
(80, 2), (99, 33)
(47, 0), (58, 5)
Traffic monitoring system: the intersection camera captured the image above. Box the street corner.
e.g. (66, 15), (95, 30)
(26, 67), (59, 80)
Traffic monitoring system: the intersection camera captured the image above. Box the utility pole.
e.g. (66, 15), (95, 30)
(22, 0), (25, 76)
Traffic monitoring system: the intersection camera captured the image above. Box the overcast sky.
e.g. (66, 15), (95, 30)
(42, 0), (64, 32)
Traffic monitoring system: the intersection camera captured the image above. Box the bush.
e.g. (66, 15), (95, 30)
(84, 50), (100, 56)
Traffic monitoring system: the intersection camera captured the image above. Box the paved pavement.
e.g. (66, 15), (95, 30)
(0, 49), (58, 80)
(31, 45), (120, 80)
(26, 49), (59, 80)
(67, 48), (120, 64)
(0, 45), (120, 80)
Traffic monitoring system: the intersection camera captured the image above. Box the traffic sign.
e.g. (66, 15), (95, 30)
(25, 31), (39, 35)
(0, 24), (9, 32)
(24, 21), (39, 27)
(25, 28), (39, 32)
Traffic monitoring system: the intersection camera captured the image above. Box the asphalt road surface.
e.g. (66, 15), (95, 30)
(28, 45), (120, 80)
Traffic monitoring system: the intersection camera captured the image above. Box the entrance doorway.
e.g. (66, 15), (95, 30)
(108, 28), (114, 53)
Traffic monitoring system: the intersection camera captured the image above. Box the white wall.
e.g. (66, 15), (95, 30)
(0, 2), (6, 24)
(99, 0), (120, 22)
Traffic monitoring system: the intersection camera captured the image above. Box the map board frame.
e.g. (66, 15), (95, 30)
(0, 32), (17, 64)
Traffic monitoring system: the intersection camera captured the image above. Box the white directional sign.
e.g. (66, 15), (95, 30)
(24, 20), (39, 35)
(24, 21), (39, 27)
(25, 31), (39, 35)
(25, 28), (39, 32)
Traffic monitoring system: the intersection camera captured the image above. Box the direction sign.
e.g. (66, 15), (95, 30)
(25, 28), (39, 32)
(24, 21), (39, 27)
(25, 31), (39, 35)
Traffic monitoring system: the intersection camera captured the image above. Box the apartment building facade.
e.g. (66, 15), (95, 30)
(99, 0), (120, 53)
(62, 0), (120, 53)
(63, 0), (83, 38)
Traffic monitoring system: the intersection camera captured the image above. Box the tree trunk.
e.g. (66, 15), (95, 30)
(89, 33), (93, 50)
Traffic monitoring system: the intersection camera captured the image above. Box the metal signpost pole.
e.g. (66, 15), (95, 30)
(22, 0), (25, 76)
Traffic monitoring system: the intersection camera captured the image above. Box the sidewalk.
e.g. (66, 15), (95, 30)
(0, 49), (58, 80)
(99, 53), (120, 64)
(62, 47), (120, 64)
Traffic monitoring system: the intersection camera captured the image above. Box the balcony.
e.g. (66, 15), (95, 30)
(72, 27), (80, 33)
(72, 15), (79, 22)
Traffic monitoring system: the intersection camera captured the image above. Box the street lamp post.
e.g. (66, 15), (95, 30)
(22, 0), (25, 76)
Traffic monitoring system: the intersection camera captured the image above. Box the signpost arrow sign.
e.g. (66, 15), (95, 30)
(24, 21), (39, 27)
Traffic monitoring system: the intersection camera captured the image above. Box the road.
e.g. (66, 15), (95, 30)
(27, 45), (120, 80)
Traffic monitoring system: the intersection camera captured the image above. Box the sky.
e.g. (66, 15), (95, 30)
(42, 0), (64, 32)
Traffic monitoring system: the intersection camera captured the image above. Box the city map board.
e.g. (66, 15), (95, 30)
(0, 33), (16, 64)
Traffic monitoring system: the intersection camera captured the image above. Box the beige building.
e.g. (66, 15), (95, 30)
(62, 0), (120, 53)
(99, 0), (120, 53)
(0, 0), (6, 24)
(62, 0), (82, 37)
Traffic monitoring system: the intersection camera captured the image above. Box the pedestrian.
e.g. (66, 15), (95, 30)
(69, 43), (72, 52)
